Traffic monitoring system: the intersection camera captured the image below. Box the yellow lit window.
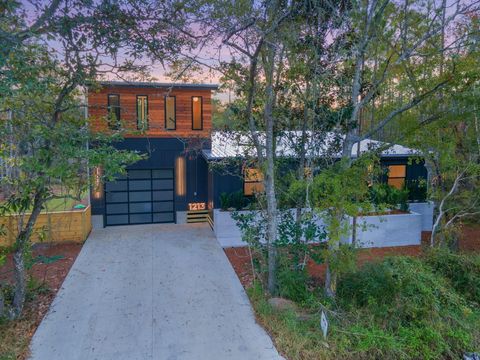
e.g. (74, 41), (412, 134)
(192, 96), (203, 130)
(387, 165), (406, 189)
(304, 167), (312, 178)
(136, 95), (148, 130)
(165, 96), (176, 130)
(244, 168), (264, 196)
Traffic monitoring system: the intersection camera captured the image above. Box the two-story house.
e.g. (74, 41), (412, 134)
(88, 81), (218, 227)
(88, 81), (429, 231)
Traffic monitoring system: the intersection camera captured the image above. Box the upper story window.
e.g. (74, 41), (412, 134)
(387, 165), (406, 189)
(136, 95), (148, 130)
(165, 96), (176, 130)
(244, 168), (264, 196)
(192, 96), (203, 130)
(107, 94), (120, 129)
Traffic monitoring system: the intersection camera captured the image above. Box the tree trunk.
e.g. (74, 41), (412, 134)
(264, 44), (278, 295)
(324, 261), (336, 298)
(12, 248), (26, 318)
(11, 192), (44, 318)
(0, 286), (5, 318)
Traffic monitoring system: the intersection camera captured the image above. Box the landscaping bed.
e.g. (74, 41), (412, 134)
(0, 243), (82, 360)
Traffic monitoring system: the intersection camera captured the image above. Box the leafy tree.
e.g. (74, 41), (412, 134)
(0, 42), (142, 319)
(0, 0), (189, 318)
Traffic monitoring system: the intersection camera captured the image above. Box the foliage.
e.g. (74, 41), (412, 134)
(0, 17), (143, 317)
(369, 183), (410, 212)
(232, 208), (326, 294)
(219, 191), (252, 211)
(247, 254), (480, 360)
(337, 256), (479, 359)
(405, 179), (427, 203)
(425, 248), (480, 305)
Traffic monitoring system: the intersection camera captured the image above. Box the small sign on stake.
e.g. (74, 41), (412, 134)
(320, 311), (328, 339)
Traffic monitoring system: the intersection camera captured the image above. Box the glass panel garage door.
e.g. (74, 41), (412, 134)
(105, 169), (175, 226)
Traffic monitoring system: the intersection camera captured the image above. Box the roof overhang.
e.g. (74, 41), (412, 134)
(97, 81), (219, 91)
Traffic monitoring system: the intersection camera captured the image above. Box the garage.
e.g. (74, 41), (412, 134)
(104, 169), (175, 226)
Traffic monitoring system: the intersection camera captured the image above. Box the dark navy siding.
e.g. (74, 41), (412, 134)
(91, 138), (210, 216)
(209, 164), (243, 209)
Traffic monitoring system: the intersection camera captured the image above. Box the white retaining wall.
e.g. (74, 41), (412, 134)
(408, 202), (434, 231)
(353, 212), (422, 248)
(214, 208), (425, 249)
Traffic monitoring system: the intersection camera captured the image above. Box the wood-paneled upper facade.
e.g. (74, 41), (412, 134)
(88, 81), (218, 138)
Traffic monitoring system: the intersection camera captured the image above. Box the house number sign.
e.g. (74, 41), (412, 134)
(188, 202), (206, 211)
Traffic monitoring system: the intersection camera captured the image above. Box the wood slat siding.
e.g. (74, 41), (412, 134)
(88, 86), (213, 138)
(0, 206), (92, 246)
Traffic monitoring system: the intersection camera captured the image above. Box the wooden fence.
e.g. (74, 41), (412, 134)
(0, 205), (92, 247)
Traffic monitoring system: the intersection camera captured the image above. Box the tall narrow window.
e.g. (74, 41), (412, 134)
(107, 94), (120, 129)
(244, 168), (264, 196)
(387, 165), (406, 189)
(192, 96), (203, 130)
(136, 95), (148, 130)
(165, 96), (176, 130)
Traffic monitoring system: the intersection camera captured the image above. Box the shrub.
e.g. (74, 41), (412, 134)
(369, 183), (409, 212)
(337, 256), (480, 359)
(276, 263), (311, 303)
(425, 248), (480, 304)
(219, 191), (251, 210)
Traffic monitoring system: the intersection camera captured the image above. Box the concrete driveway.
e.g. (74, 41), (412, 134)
(29, 223), (282, 360)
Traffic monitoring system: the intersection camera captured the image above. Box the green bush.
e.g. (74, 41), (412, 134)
(425, 248), (480, 304)
(337, 256), (480, 359)
(219, 191), (252, 210)
(276, 264), (311, 303)
(369, 183), (409, 212)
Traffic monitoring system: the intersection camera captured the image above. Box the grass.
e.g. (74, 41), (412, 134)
(0, 280), (51, 360)
(248, 283), (332, 360)
(0, 193), (87, 214)
(0, 313), (36, 360)
(246, 253), (480, 360)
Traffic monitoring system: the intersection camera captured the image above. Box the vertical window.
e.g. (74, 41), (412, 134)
(136, 95), (148, 130)
(165, 96), (176, 130)
(387, 165), (406, 189)
(244, 168), (264, 196)
(107, 94), (120, 129)
(192, 96), (203, 130)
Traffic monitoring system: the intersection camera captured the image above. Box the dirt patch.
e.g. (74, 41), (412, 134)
(0, 242), (82, 360)
(224, 247), (255, 288)
(459, 224), (480, 252)
(225, 244), (422, 287)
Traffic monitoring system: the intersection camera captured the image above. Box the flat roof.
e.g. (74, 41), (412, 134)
(99, 81), (219, 90)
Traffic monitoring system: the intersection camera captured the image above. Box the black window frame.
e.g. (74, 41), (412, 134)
(136, 95), (149, 131)
(387, 164), (407, 190)
(164, 95), (176, 130)
(191, 96), (203, 130)
(107, 94), (121, 129)
(243, 167), (264, 196)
